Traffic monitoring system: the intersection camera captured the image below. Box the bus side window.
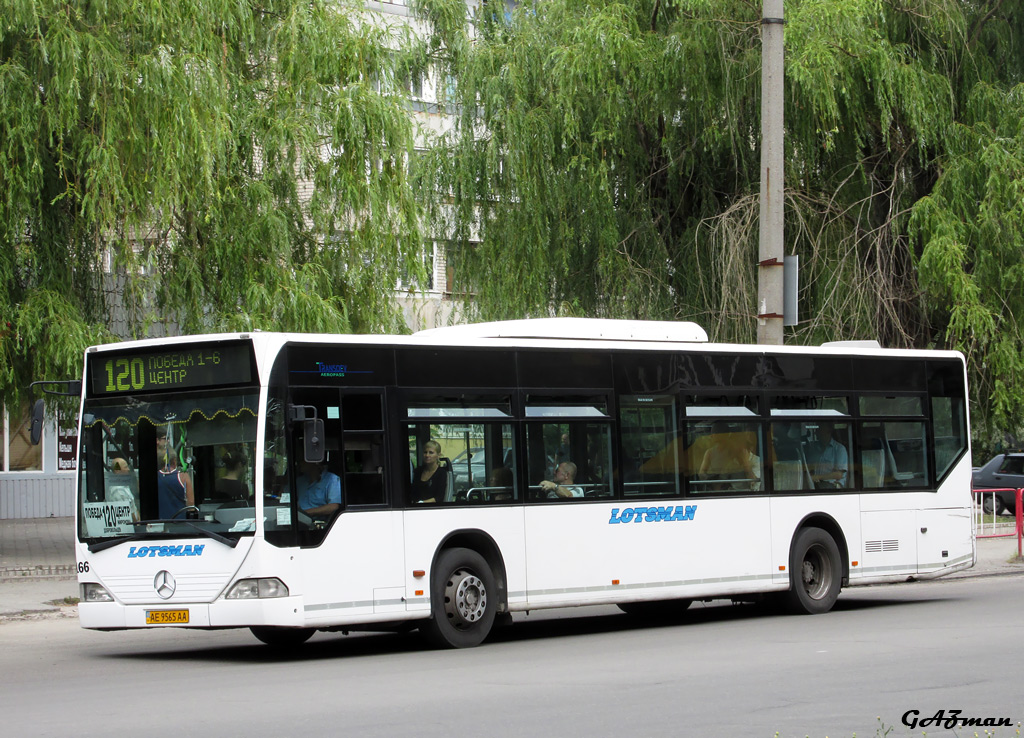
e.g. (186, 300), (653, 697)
(619, 395), (681, 498)
(770, 424), (808, 491)
(687, 421), (762, 494)
(526, 421), (612, 500)
(859, 421), (926, 489)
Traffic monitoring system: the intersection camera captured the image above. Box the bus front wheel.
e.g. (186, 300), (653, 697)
(422, 547), (496, 648)
(787, 527), (842, 615)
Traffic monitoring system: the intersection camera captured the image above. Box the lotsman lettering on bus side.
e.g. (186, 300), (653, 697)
(608, 505), (696, 524)
(127, 544), (205, 558)
(654, 507), (676, 521)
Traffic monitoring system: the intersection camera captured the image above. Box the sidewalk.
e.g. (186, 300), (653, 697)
(0, 517), (79, 619)
(0, 517), (1021, 619)
(0, 516), (77, 579)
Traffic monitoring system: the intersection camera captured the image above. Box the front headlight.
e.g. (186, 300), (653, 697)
(80, 583), (114, 602)
(225, 578), (290, 599)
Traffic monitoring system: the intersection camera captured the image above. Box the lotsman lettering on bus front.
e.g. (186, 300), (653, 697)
(608, 505), (696, 524)
(127, 545), (206, 558)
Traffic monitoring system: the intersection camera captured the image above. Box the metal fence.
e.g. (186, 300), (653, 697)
(973, 487), (1024, 558)
(0, 474), (75, 519)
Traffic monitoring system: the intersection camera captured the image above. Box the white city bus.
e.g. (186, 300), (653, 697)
(74, 318), (974, 648)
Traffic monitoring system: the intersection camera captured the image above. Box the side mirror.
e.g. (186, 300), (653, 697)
(30, 399), (45, 445)
(288, 404), (325, 463)
(28, 379), (82, 398)
(304, 418), (325, 463)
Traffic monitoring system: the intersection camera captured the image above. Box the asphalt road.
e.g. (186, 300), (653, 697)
(2, 574), (1022, 738)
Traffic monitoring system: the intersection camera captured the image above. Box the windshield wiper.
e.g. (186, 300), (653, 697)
(88, 534), (146, 553)
(87, 520), (239, 552)
(180, 521), (238, 547)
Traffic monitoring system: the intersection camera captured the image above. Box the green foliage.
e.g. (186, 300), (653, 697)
(912, 80), (1024, 446)
(5, 0), (1024, 455)
(419, 0), (1024, 451)
(1, 0), (426, 408)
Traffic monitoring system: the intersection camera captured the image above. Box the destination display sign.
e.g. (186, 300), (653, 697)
(89, 343), (253, 395)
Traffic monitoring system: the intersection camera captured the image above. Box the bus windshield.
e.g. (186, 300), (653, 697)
(78, 389), (259, 544)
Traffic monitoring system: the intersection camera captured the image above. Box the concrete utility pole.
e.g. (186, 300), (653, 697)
(757, 0), (785, 345)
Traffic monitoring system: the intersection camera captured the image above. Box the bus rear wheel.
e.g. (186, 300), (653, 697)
(787, 527), (842, 615)
(421, 547), (496, 649)
(250, 626), (315, 647)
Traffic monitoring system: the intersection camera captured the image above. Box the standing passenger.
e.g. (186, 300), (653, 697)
(156, 430), (195, 519)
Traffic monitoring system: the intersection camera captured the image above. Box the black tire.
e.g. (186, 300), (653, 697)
(617, 599), (692, 619)
(786, 527), (842, 615)
(421, 547), (496, 648)
(249, 626), (315, 647)
(981, 495), (997, 515)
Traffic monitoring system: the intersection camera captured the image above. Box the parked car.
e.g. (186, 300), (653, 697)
(972, 453), (1024, 515)
(451, 447), (513, 487)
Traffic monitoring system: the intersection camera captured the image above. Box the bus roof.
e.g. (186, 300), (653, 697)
(84, 319), (962, 362)
(414, 318), (709, 343)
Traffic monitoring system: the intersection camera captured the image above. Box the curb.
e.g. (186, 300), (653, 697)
(944, 567), (1024, 580)
(0, 607), (79, 623)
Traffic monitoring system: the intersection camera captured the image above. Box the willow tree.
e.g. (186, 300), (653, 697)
(418, 0), (1024, 450)
(1, 0), (428, 409)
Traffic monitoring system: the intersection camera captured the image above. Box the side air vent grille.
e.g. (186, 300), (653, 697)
(865, 540), (899, 553)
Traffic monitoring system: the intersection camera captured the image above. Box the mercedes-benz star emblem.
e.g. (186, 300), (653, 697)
(154, 570), (176, 599)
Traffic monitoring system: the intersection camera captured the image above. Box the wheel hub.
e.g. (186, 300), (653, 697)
(446, 570), (487, 627)
(800, 545), (833, 600)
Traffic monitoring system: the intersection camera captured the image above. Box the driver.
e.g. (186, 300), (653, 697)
(156, 431), (195, 519)
(295, 460), (342, 519)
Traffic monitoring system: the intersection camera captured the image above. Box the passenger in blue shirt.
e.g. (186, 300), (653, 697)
(807, 422), (848, 489)
(295, 460), (342, 518)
